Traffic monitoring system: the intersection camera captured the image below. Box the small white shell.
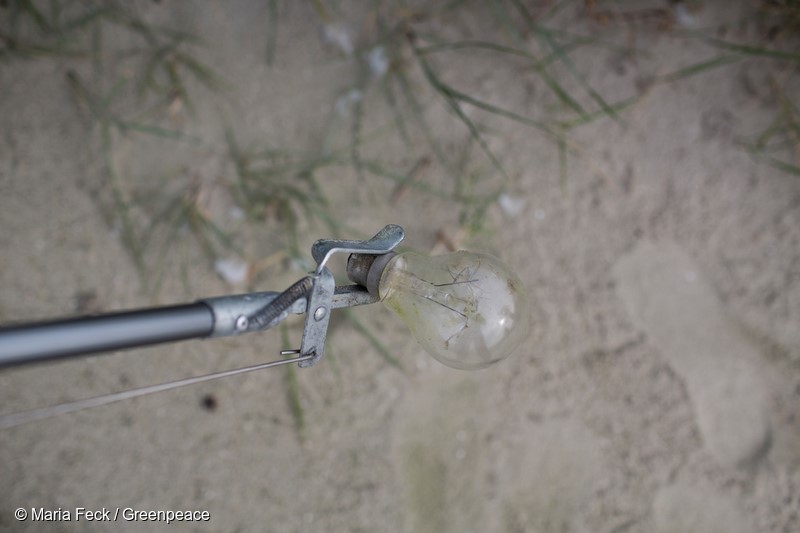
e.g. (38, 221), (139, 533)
(214, 257), (249, 285)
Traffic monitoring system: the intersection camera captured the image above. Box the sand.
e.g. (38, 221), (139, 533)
(1, 1), (798, 532)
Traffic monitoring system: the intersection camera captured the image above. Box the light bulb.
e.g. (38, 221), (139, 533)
(349, 251), (530, 370)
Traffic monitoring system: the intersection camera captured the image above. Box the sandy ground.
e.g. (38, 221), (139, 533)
(1, 1), (799, 532)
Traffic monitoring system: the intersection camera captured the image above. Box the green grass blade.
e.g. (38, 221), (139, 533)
(265, 0), (278, 65)
(558, 136), (567, 193)
(703, 37), (800, 62)
(101, 6), (158, 47)
(66, 70), (102, 120)
(360, 159), (451, 199)
(61, 6), (109, 32)
(91, 16), (103, 77)
(360, 158), (496, 205)
(200, 215), (241, 255)
(508, 0), (606, 122)
(99, 76), (129, 112)
(166, 59), (194, 114)
(138, 45), (172, 98)
(538, 26), (624, 125)
(381, 75), (411, 147)
(557, 95), (640, 130)
(350, 81), (367, 183)
(752, 153), (800, 177)
(441, 82), (561, 140)
(325, 346), (343, 387)
(657, 54), (741, 84)
(141, 190), (188, 248)
(487, 0), (587, 119)
(485, 0), (523, 42)
(115, 119), (201, 142)
(224, 126), (248, 178)
(0, 38), (86, 59)
(48, 0), (61, 27)
(281, 325), (305, 439)
(411, 42), (510, 181)
(174, 50), (225, 90)
(754, 139), (795, 153)
(418, 39), (534, 59)
(393, 67), (451, 170)
(17, 0), (51, 32)
(528, 25), (645, 56)
(100, 124), (147, 289)
(539, 0), (572, 23)
(418, 37), (595, 71)
(342, 308), (404, 371)
(536, 62), (588, 118)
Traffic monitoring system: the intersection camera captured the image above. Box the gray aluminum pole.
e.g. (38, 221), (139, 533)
(0, 303), (214, 367)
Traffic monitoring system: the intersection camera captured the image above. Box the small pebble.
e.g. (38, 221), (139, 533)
(200, 393), (218, 412)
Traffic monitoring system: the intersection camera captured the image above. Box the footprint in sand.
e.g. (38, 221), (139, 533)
(393, 371), (605, 533)
(496, 419), (604, 533)
(393, 373), (489, 533)
(653, 477), (752, 533)
(613, 241), (772, 468)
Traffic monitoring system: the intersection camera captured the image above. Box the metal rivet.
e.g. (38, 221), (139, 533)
(235, 315), (249, 331)
(313, 306), (327, 321)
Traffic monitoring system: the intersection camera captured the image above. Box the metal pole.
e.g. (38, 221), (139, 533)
(0, 303), (214, 367)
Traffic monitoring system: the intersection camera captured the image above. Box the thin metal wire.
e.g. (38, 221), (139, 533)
(0, 355), (313, 430)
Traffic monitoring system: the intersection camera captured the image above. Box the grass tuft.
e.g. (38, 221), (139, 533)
(281, 324), (305, 440)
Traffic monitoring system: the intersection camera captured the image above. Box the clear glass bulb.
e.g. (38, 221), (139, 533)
(377, 251), (530, 370)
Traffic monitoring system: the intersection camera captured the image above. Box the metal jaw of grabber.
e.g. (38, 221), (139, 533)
(232, 223), (405, 368)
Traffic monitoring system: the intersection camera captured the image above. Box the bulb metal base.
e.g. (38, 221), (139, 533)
(346, 252), (397, 297)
